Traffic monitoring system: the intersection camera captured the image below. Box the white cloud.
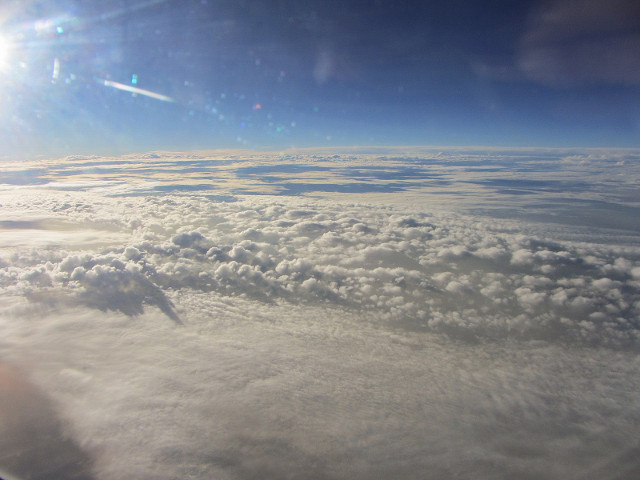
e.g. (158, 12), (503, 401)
(3, 188), (638, 347)
(1, 150), (640, 480)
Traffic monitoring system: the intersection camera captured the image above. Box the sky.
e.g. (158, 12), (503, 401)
(0, 0), (639, 158)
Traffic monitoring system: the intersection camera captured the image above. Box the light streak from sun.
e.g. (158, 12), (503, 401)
(101, 79), (174, 103)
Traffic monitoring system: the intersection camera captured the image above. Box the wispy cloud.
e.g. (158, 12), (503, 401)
(517, 0), (640, 87)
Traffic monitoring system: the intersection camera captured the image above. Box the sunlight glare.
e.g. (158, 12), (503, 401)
(0, 35), (11, 71)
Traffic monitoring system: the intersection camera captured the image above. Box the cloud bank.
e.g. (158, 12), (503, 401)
(1, 148), (640, 480)
(3, 192), (639, 348)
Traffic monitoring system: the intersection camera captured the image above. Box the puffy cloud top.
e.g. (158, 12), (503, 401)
(2, 191), (639, 349)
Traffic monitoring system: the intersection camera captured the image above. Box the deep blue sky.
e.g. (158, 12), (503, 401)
(1, 0), (639, 158)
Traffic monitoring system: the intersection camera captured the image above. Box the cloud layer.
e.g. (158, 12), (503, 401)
(3, 191), (639, 348)
(1, 149), (640, 480)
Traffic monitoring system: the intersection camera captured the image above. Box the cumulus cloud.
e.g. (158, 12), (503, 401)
(1, 149), (640, 480)
(3, 191), (639, 348)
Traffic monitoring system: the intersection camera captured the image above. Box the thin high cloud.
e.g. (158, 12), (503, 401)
(518, 0), (640, 87)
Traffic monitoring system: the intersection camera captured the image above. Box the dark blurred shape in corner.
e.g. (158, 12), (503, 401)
(0, 361), (95, 480)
